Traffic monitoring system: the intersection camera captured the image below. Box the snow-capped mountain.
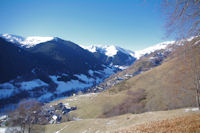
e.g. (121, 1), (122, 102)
(81, 45), (135, 57)
(0, 33), (181, 113)
(81, 41), (178, 62)
(134, 41), (176, 59)
(0, 34), (55, 48)
(81, 45), (136, 67)
(0, 35), (120, 112)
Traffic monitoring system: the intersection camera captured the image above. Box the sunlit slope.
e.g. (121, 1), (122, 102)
(51, 44), (199, 119)
(109, 46), (197, 112)
(44, 108), (200, 133)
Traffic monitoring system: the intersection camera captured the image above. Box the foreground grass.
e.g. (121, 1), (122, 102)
(114, 113), (200, 133)
(50, 92), (127, 119)
(44, 108), (200, 133)
(49, 45), (198, 119)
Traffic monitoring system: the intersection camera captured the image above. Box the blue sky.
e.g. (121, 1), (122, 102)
(0, 0), (172, 51)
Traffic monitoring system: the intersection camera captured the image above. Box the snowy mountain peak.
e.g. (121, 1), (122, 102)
(81, 44), (135, 57)
(134, 41), (176, 59)
(0, 34), (55, 48)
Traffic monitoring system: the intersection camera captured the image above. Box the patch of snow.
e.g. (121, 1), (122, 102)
(186, 36), (197, 42)
(0, 127), (21, 133)
(88, 70), (94, 76)
(62, 73), (68, 77)
(149, 57), (156, 60)
(80, 45), (98, 53)
(0, 128), (6, 133)
(194, 40), (200, 45)
(66, 97), (77, 102)
(185, 108), (199, 112)
(38, 92), (53, 101)
(100, 67), (115, 75)
(94, 71), (102, 75)
(78, 93), (97, 97)
(192, 108), (199, 111)
(0, 82), (15, 89)
(52, 115), (57, 120)
(0, 34), (54, 48)
(19, 79), (48, 91)
(95, 77), (102, 84)
(0, 83), (17, 99)
(114, 65), (128, 70)
(105, 45), (118, 57)
(50, 76), (94, 94)
(75, 74), (95, 83)
(73, 118), (82, 121)
(0, 115), (7, 120)
(64, 103), (70, 108)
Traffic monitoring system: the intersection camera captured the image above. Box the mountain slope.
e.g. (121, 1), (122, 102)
(0, 34), (193, 113)
(43, 108), (200, 133)
(0, 34), (54, 48)
(53, 39), (199, 119)
(0, 36), (117, 112)
(0, 38), (37, 83)
(27, 38), (103, 75)
(81, 45), (136, 67)
(134, 41), (176, 59)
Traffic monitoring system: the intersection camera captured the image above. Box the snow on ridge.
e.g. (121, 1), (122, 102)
(49, 75), (94, 95)
(81, 44), (135, 57)
(114, 65), (128, 70)
(0, 79), (48, 99)
(19, 79), (48, 91)
(0, 34), (54, 48)
(75, 74), (95, 83)
(0, 83), (17, 99)
(134, 41), (175, 59)
(105, 45), (118, 57)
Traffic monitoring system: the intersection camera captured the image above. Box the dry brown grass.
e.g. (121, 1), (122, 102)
(109, 44), (199, 112)
(113, 113), (200, 133)
(49, 43), (199, 120)
(102, 89), (146, 117)
(43, 108), (200, 133)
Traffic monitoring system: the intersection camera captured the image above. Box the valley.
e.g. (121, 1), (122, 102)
(1, 1), (200, 132)
(0, 34), (176, 113)
(0, 34), (200, 133)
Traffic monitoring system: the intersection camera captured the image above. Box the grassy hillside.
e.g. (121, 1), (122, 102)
(113, 110), (200, 133)
(50, 43), (199, 119)
(50, 92), (127, 119)
(43, 108), (200, 133)
(105, 44), (198, 115)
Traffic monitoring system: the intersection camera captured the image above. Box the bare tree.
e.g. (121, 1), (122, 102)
(7, 100), (44, 133)
(163, 0), (200, 39)
(163, 0), (200, 109)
